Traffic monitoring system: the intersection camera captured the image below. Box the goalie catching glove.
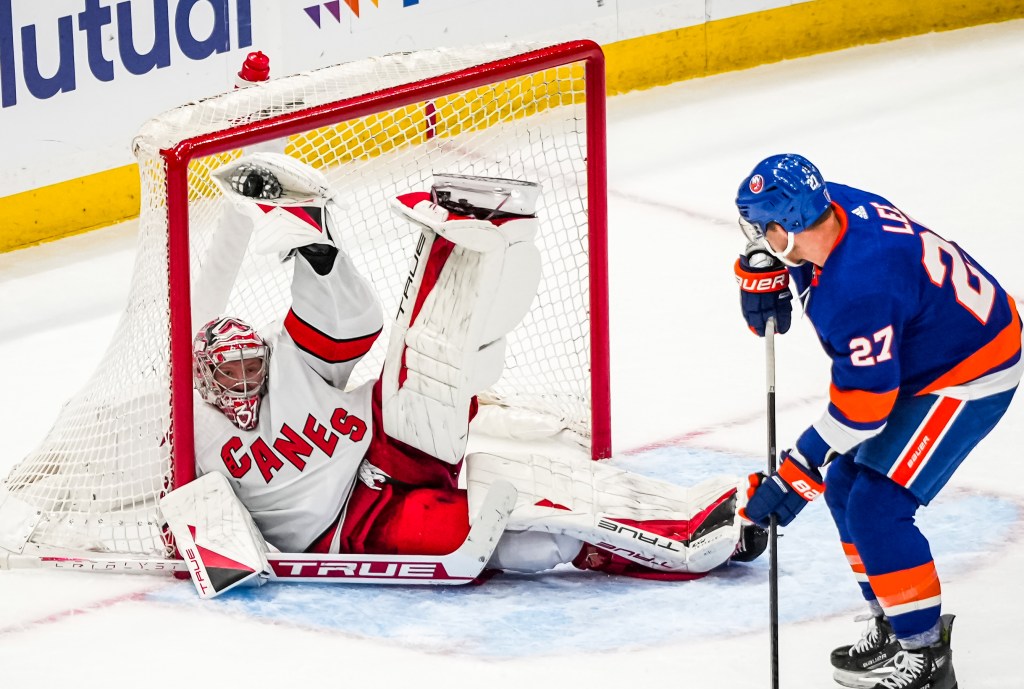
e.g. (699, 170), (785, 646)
(211, 152), (342, 256)
(740, 450), (824, 528)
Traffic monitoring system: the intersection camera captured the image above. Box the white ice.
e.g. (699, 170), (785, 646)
(1, 19), (1023, 688)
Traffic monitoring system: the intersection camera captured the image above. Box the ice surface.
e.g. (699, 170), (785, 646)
(1, 19), (1023, 689)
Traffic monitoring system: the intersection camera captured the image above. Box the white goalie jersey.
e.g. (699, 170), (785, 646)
(193, 224), (384, 553)
(192, 164), (385, 548)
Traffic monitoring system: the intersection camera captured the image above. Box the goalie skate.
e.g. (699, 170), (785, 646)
(431, 173), (541, 218)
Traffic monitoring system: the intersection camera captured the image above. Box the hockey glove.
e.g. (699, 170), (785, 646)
(211, 152), (340, 256)
(734, 243), (792, 336)
(739, 451), (824, 528)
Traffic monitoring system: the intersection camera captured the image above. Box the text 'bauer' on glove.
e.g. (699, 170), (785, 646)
(739, 450), (824, 528)
(734, 241), (793, 337)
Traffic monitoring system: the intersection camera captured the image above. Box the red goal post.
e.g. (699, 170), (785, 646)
(0, 40), (610, 563)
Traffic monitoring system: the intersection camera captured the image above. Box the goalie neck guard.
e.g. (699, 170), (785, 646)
(193, 317), (270, 431)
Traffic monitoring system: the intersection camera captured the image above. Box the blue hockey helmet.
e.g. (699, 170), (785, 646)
(735, 154), (831, 235)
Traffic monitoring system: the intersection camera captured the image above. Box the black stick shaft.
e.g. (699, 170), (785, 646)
(765, 317), (780, 689)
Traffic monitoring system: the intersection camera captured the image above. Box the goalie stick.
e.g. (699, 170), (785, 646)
(0, 480), (517, 586)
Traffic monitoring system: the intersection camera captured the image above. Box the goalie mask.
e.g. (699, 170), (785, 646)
(193, 317), (270, 431)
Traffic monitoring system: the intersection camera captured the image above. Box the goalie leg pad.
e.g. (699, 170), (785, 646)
(382, 220), (541, 464)
(160, 473), (271, 599)
(465, 452), (746, 575)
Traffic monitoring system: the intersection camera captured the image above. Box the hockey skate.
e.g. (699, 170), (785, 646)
(863, 615), (957, 689)
(832, 614), (901, 687)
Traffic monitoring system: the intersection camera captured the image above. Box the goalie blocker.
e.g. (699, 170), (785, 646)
(161, 473), (271, 598)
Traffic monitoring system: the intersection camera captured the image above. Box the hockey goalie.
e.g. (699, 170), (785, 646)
(165, 152), (767, 598)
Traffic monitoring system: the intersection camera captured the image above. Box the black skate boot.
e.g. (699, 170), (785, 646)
(866, 614), (957, 689)
(831, 614), (901, 687)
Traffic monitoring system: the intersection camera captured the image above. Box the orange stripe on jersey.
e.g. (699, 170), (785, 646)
(842, 542), (866, 574)
(918, 296), (1021, 396)
(889, 397), (964, 487)
(827, 203), (848, 254)
(868, 561), (941, 610)
(285, 310), (382, 363)
(829, 385), (898, 424)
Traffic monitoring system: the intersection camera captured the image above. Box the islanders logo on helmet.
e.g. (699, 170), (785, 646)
(735, 154), (831, 235)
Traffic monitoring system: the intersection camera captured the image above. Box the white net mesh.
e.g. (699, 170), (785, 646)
(1, 42), (605, 559)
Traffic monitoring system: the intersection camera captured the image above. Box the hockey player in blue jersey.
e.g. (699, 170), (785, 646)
(732, 154), (1021, 689)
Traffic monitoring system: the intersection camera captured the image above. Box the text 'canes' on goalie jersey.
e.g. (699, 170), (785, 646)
(193, 249), (384, 553)
(789, 182), (1022, 477)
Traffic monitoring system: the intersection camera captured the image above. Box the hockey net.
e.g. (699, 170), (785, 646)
(0, 41), (609, 562)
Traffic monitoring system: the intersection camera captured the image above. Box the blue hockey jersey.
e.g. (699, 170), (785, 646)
(791, 183), (1021, 465)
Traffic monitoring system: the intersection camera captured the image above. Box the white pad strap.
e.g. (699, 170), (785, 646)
(160, 473), (270, 599)
(466, 453), (745, 575)
(381, 194), (541, 463)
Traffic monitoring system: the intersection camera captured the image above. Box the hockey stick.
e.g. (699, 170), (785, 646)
(735, 219), (781, 686)
(1, 481), (517, 586)
(765, 317), (780, 689)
